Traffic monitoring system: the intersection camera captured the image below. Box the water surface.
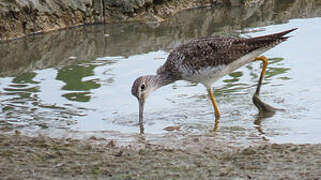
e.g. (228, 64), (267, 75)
(1, 0), (321, 145)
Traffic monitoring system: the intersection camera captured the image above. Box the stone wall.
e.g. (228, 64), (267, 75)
(0, 0), (213, 41)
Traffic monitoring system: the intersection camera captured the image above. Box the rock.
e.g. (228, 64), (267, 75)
(0, 0), (213, 41)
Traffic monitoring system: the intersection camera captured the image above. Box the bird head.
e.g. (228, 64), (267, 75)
(131, 75), (157, 124)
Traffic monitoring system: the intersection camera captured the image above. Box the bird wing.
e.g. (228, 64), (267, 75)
(157, 28), (297, 76)
(157, 37), (235, 76)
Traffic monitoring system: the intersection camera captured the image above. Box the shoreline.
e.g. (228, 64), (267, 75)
(0, 0), (215, 42)
(0, 0), (268, 42)
(0, 134), (320, 179)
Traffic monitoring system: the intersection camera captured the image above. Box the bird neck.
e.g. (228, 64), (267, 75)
(153, 73), (176, 90)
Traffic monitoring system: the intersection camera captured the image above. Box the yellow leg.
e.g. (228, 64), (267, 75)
(207, 88), (220, 119)
(252, 56), (277, 112)
(254, 56), (269, 95)
(207, 88), (220, 131)
(213, 115), (219, 132)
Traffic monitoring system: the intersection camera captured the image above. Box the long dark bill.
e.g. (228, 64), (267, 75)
(138, 100), (145, 134)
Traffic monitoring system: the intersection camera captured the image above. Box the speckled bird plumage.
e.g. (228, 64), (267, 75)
(156, 29), (296, 86)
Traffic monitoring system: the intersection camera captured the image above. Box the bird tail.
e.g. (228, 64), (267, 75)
(246, 28), (298, 48)
(253, 28), (298, 42)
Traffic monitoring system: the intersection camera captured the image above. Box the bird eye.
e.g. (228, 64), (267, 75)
(140, 84), (145, 90)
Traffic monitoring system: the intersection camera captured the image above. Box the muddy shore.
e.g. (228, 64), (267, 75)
(2, 0), (321, 42)
(0, 134), (320, 179)
(0, 0), (215, 41)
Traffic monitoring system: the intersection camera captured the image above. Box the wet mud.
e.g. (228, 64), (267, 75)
(0, 134), (320, 179)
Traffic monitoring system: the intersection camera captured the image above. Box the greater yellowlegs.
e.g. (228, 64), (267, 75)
(132, 28), (297, 132)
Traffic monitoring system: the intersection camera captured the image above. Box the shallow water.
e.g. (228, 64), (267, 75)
(1, 0), (321, 145)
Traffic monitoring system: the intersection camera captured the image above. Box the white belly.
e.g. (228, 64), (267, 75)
(182, 47), (271, 88)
